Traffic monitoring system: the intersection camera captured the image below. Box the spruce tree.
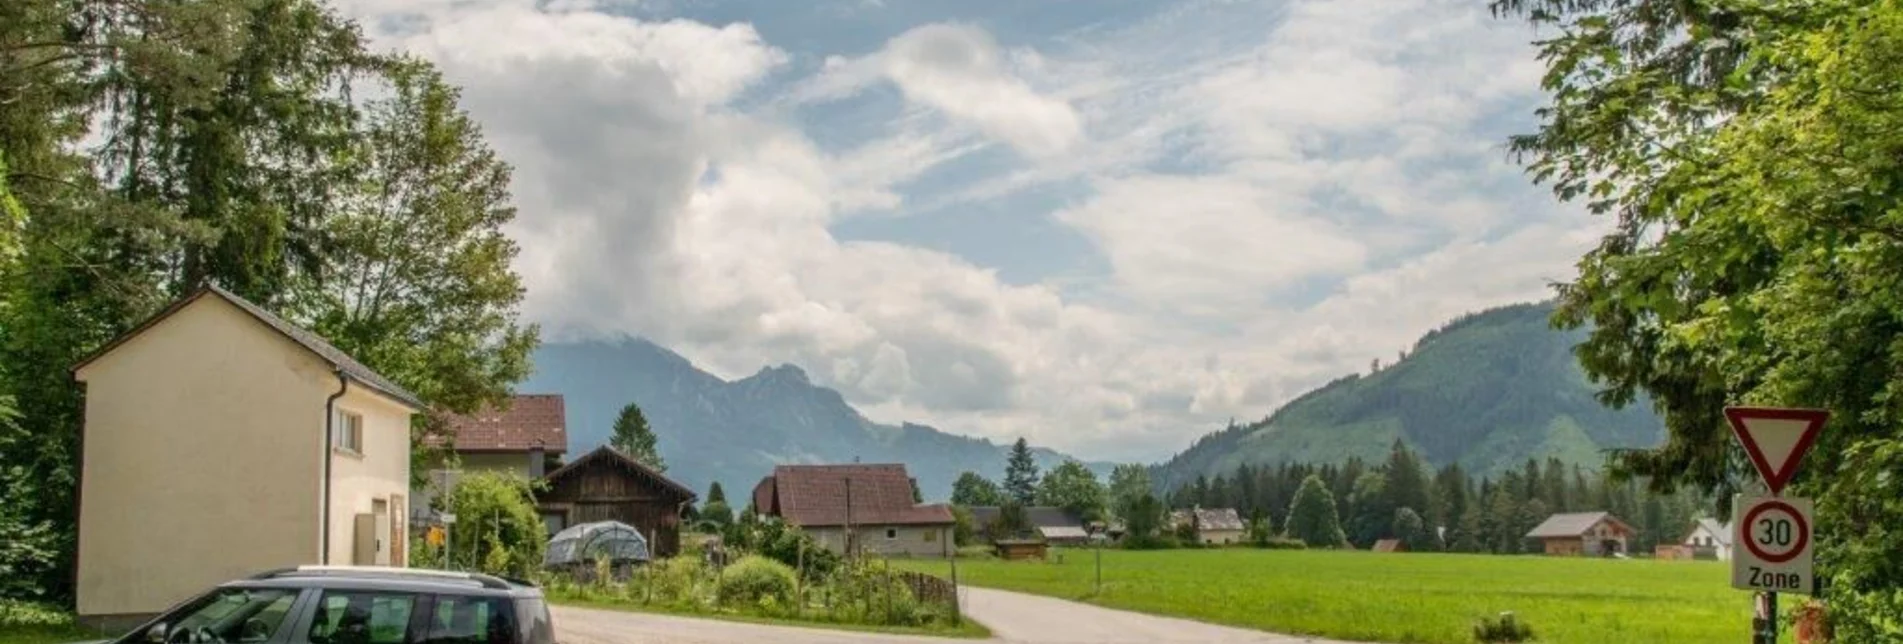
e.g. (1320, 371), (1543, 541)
(1003, 438), (1039, 505)
(610, 402), (665, 472)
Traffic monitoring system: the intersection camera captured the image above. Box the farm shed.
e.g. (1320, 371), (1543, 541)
(1169, 507), (1247, 545)
(1526, 512), (1634, 557)
(967, 506), (1090, 545)
(537, 445), (696, 557)
(1682, 518), (1733, 561)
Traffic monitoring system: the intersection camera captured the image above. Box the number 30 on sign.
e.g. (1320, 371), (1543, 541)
(1731, 495), (1814, 594)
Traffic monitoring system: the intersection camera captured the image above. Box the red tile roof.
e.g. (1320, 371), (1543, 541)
(755, 464), (953, 527)
(427, 394), (567, 453)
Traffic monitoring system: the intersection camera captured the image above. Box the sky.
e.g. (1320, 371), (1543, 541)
(333, 0), (1601, 463)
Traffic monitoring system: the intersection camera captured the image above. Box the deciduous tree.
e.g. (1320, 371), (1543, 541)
(1285, 475), (1346, 548)
(950, 471), (1004, 506)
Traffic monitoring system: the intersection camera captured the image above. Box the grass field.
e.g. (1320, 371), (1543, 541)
(892, 548), (1768, 644)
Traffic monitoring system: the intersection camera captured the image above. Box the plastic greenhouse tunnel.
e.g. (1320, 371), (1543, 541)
(543, 520), (652, 569)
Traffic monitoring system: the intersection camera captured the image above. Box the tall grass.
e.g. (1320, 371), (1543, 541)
(894, 548), (1757, 643)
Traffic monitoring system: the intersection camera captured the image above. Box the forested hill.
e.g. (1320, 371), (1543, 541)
(1154, 302), (1665, 490)
(521, 338), (1105, 498)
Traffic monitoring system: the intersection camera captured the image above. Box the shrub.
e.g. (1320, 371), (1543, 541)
(0, 600), (73, 627)
(1473, 611), (1535, 643)
(716, 556), (797, 607)
(648, 556), (709, 606)
(444, 472), (546, 577)
(1257, 537), (1307, 550)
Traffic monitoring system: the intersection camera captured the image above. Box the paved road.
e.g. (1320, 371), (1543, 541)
(553, 586), (1353, 644)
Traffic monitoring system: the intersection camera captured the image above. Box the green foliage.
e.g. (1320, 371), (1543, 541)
(706, 482), (726, 505)
(950, 506), (976, 547)
(1472, 612), (1534, 643)
(1285, 475), (1346, 548)
(1392, 508), (1431, 552)
(1493, 0), (1903, 635)
(894, 549), (1741, 644)
(698, 500), (734, 530)
(1106, 464), (1151, 519)
(1034, 460), (1106, 522)
(949, 471), (1003, 506)
(610, 403), (664, 472)
(0, 600), (71, 628)
(715, 556), (797, 607)
(1118, 493), (1166, 547)
(446, 472), (545, 577)
(989, 502), (1031, 541)
(1003, 438), (1039, 505)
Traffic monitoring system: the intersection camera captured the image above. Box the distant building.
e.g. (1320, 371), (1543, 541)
(1169, 507), (1247, 545)
(1682, 518), (1733, 561)
(537, 446), (696, 557)
(752, 464), (954, 558)
(416, 394), (568, 525)
(1372, 538), (1405, 553)
(1526, 512), (1634, 557)
(967, 506), (1089, 545)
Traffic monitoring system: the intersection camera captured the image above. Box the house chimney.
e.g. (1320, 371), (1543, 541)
(529, 442), (546, 479)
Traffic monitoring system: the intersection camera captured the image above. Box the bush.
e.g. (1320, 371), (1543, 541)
(716, 556), (797, 607)
(1257, 537), (1307, 550)
(648, 556), (709, 606)
(0, 600), (73, 627)
(1473, 611), (1535, 643)
(444, 472), (546, 577)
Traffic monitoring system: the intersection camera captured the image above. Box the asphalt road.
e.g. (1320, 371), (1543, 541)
(553, 586), (1352, 644)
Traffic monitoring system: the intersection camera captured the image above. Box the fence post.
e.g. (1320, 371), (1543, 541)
(950, 554), (961, 626)
(796, 539), (805, 617)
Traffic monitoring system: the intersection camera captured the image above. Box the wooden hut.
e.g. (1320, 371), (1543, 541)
(537, 446), (696, 557)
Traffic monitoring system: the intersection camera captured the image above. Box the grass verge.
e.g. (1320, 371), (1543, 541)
(893, 547), (1766, 643)
(549, 597), (991, 639)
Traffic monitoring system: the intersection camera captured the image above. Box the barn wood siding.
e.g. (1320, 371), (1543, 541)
(539, 456), (686, 557)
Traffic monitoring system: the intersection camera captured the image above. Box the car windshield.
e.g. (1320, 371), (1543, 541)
(142, 588), (298, 644)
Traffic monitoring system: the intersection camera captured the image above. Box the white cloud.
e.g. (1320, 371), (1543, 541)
(333, 0), (1592, 463)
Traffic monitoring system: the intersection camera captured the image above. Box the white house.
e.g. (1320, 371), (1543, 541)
(72, 285), (423, 630)
(1683, 518), (1733, 561)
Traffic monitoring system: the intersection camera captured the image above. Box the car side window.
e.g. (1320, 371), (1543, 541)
(142, 588), (298, 644)
(421, 595), (515, 644)
(307, 591), (416, 644)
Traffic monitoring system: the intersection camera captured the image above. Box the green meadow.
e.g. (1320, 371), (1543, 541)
(894, 548), (1767, 643)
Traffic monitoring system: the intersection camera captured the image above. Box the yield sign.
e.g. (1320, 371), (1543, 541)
(1725, 406), (1829, 496)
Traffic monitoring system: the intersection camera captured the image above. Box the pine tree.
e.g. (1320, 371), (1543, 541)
(1382, 440), (1431, 524)
(1285, 475), (1347, 548)
(707, 482), (727, 505)
(610, 402), (665, 471)
(1004, 438), (1039, 505)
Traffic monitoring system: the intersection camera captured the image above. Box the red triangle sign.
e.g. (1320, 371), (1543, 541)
(1724, 406), (1829, 496)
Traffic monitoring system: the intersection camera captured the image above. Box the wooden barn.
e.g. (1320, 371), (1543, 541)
(537, 445), (696, 557)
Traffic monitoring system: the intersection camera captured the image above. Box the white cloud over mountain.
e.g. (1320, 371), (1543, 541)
(338, 0), (1595, 462)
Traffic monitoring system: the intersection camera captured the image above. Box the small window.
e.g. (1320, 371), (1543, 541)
(335, 410), (364, 454)
(923, 529), (936, 543)
(425, 595), (517, 644)
(885, 528), (897, 540)
(309, 591), (415, 644)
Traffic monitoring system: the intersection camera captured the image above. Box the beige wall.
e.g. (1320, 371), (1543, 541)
(804, 525), (951, 558)
(326, 387), (415, 567)
(74, 296), (415, 619)
(1200, 529), (1245, 545)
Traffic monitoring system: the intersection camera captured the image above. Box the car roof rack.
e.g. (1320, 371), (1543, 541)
(250, 566), (513, 590)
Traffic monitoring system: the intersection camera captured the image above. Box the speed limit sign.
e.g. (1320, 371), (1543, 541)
(1731, 495), (1814, 594)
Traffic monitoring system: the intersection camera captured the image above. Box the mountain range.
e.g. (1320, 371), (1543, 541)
(519, 338), (1104, 500)
(1152, 301), (1666, 491)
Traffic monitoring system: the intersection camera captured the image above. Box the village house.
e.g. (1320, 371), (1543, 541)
(536, 445), (696, 557)
(415, 393), (568, 524)
(752, 464), (955, 557)
(1170, 507), (1247, 545)
(1682, 518), (1734, 561)
(1526, 511), (1635, 557)
(967, 506), (1090, 545)
(71, 286), (423, 629)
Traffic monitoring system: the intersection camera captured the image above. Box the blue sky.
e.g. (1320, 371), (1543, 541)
(338, 0), (1600, 461)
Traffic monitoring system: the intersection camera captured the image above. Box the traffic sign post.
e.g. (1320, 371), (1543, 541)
(1723, 406), (1828, 644)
